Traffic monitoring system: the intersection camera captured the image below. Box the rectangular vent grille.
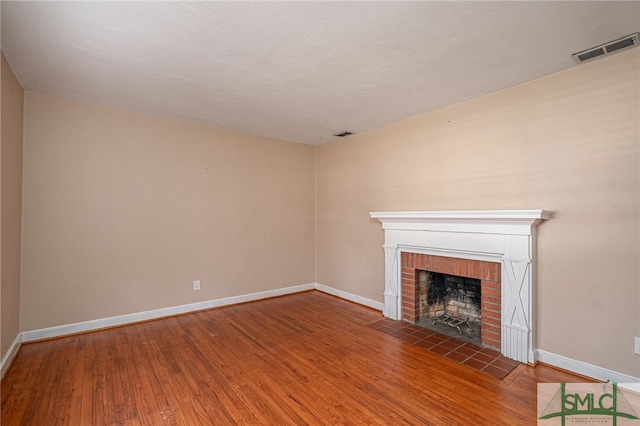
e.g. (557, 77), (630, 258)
(573, 33), (639, 63)
(333, 131), (353, 138)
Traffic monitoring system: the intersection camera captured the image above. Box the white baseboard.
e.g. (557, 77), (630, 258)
(20, 284), (639, 385)
(20, 283), (382, 344)
(1, 333), (22, 379)
(536, 349), (640, 383)
(22, 283), (315, 342)
(315, 283), (384, 311)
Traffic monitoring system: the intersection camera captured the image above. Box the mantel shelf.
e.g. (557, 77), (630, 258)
(370, 210), (552, 222)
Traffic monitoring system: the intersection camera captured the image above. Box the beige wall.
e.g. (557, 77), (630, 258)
(1, 53), (24, 358)
(21, 93), (316, 331)
(316, 49), (640, 377)
(10, 46), (640, 378)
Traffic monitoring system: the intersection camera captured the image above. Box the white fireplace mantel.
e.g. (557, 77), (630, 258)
(370, 210), (551, 363)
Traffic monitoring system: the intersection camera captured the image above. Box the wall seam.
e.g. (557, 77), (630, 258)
(313, 145), (318, 283)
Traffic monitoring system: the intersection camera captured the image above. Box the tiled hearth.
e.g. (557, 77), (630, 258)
(368, 318), (520, 379)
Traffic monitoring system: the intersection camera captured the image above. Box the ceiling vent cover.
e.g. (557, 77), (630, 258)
(333, 131), (353, 138)
(572, 33), (639, 63)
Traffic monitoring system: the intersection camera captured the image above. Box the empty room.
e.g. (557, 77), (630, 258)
(1, 2), (639, 425)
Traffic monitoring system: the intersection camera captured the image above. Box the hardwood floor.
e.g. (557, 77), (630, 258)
(2, 290), (587, 425)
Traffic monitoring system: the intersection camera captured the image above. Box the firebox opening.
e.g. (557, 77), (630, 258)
(416, 270), (482, 346)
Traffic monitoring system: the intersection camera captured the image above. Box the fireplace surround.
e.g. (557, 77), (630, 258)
(370, 210), (551, 363)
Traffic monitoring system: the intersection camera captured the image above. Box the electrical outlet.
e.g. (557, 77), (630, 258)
(193, 280), (201, 291)
(635, 337), (640, 355)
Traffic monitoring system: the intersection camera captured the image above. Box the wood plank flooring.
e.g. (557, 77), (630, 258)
(2, 290), (588, 425)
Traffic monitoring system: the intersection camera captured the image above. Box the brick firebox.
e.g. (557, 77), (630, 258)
(401, 252), (502, 350)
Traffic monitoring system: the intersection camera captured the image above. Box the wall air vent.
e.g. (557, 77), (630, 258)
(572, 32), (639, 64)
(333, 131), (353, 138)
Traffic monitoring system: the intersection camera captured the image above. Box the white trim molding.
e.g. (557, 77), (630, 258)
(370, 210), (551, 364)
(1, 334), (22, 379)
(537, 350), (640, 383)
(4, 281), (638, 384)
(315, 283), (384, 311)
(22, 283), (315, 342)
(21, 283), (380, 343)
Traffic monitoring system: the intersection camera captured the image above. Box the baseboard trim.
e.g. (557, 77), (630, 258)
(9, 285), (640, 384)
(536, 349), (640, 383)
(315, 283), (384, 311)
(21, 283), (315, 342)
(1, 334), (22, 379)
(20, 283), (382, 344)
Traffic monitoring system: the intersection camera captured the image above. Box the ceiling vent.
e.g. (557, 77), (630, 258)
(572, 32), (639, 63)
(333, 131), (353, 138)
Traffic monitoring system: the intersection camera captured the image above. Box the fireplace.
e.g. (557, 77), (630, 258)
(402, 253), (500, 350)
(419, 270), (483, 345)
(370, 210), (551, 363)
(419, 271), (481, 323)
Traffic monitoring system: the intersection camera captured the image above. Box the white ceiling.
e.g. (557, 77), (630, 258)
(2, 1), (639, 145)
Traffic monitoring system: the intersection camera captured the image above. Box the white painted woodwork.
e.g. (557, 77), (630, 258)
(19, 283), (383, 343)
